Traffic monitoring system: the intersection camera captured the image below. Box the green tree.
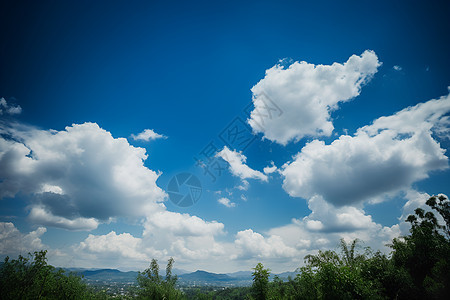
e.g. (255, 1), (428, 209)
(251, 263), (270, 300)
(298, 239), (380, 300)
(360, 249), (412, 299)
(137, 257), (185, 299)
(0, 250), (99, 299)
(426, 194), (450, 238)
(390, 194), (450, 299)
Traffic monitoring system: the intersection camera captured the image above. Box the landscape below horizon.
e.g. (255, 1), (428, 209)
(66, 267), (298, 287)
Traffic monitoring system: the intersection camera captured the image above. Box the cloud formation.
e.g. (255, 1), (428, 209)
(234, 229), (297, 259)
(216, 146), (268, 182)
(263, 162), (277, 175)
(0, 120), (233, 271)
(131, 129), (167, 141)
(248, 50), (381, 145)
(58, 189), (431, 273)
(218, 197), (236, 208)
(0, 122), (167, 230)
(73, 209), (228, 270)
(0, 98), (22, 115)
(282, 92), (450, 206)
(77, 231), (149, 261)
(0, 222), (46, 255)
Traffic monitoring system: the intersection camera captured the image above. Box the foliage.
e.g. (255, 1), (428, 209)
(0, 250), (102, 299)
(136, 257), (185, 299)
(250, 263), (270, 300)
(296, 239), (381, 300)
(390, 194), (450, 299)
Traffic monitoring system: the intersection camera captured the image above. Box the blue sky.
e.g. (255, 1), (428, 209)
(1, 0), (450, 273)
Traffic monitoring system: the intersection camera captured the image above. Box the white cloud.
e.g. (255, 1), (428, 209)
(61, 205), (230, 270)
(0, 222), (46, 256)
(234, 229), (297, 259)
(267, 200), (399, 256)
(131, 129), (167, 141)
(282, 92), (450, 206)
(236, 180), (250, 191)
(28, 206), (99, 231)
(248, 50), (381, 145)
(144, 211), (225, 237)
(77, 231), (149, 260)
(393, 65), (402, 71)
(0, 120), (237, 271)
(263, 162), (277, 175)
(216, 146), (268, 182)
(65, 210), (229, 271)
(303, 196), (375, 232)
(62, 189), (443, 273)
(12, 189), (427, 273)
(0, 122), (167, 230)
(0, 98), (22, 115)
(218, 197), (236, 208)
(232, 191), (397, 262)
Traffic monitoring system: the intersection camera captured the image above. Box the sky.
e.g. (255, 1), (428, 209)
(1, 0), (450, 273)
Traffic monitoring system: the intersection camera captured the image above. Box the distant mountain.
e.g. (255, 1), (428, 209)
(271, 271), (298, 280)
(74, 269), (139, 284)
(59, 267), (297, 287)
(82, 269), (122, 276)
(226, 270), (253, 278)
(179, 270), (234, 282)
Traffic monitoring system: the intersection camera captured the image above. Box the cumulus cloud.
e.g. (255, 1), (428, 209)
(110, 212), (227, 267)
(393, 65), (402, 71)
(248, 50), (381, 145)
(0, 120), (235, 271)
(144, 211), (225, 237)
(131, 129), (167, 141)
(0, 98), (22, 115)
(0, 222), (46, 255)
(77, 231), (149, 260)
(28, 206), (99, 231)
(218, 197), (236, 208)
(140, 211), (225, 263)
(263, 162), (277, 175)
(71, 187), (409, 272)
(302, 196), (375, 232)
(58, 189), (444, 272)
(282, 92), (450, 206)
(234, 229), (297, 259)
(232, 191), (399, 265)
(63, 207), (229, 270)
(0, 122), (167, 230)
(216, 146), (268, 182)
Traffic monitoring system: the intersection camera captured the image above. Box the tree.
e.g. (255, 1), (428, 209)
(251, 263), (270, 300)
(426, 194), (450, 238)
(298, 239), (380, 300)
(165, 257), (177, 288)
(390, 194), (450, 299)
(0, 250), (99, 299)
(137, 257), (184, 299)
(360, 249), (412, 299)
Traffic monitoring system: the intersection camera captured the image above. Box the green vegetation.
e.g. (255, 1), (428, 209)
(135, 257), (184, 299)
(250, 263), (270, 300)
(0, 195), (449, 299)
(0, 250), (106, 299)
